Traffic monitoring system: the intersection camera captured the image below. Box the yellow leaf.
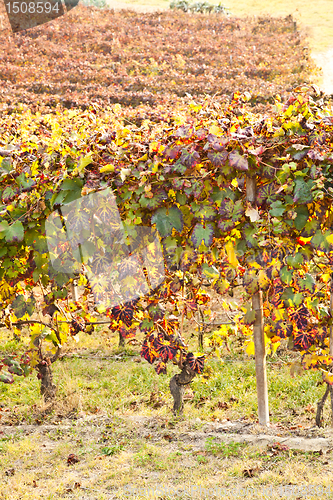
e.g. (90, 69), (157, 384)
(214, 348), (221, 359)
(137, 153), (148, 162)
(31, 160), (39, 176)
(189, 103), (202, 112)
(152, 162), (159, 173)
(225, 240), (239, 268)
(270, 340), (280, 354)
(149, 141), (159, 153)
(231, 178), (238, 188)
(121, 127), (131, 138)
(78, 274), (87, 286)
(323, 370), (333, 385)
(302, 353), (318, 369)
(322, 274), (330, 283)
(245, 341), (255, 356)
(100, 164), (115, 173)
(78, 152), (93, 173)
(0, 280), (14, 301)
(327, 234), (333, 245)
(258, 269), (270, 290)
(208, 124), (224, 136)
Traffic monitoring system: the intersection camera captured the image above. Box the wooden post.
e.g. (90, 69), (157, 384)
(246, 176), (269, 426)
(329, 275), (333, 422)
(317, 274), (333, 426)
(70, 282), (79, 302)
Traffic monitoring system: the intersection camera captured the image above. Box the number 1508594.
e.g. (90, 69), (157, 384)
(5, 2), (60, 14)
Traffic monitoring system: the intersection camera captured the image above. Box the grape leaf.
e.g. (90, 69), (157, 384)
(294, 330), (315, 350)
(0, 220), (24, 243)
(180, 149), (200, 168)
(256, 183), (278, 206)
(297, 273), (315, 293)
(0, 371), (14, 383)
(218, 198), (244, 232)
(191, 222), (214, 248)
(152, 206), (184, 237)
(228, 151), (248, 171)
(243, 270), (259, 294)
(207, 150), (228, 167)
(293, 178), (314, 204)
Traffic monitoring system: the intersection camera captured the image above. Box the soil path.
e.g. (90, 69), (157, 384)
(2, 415), (333, 452)
(312, 49), (333, 94)
(104, 0), (166, 12)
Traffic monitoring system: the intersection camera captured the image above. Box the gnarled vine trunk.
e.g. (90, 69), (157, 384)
(37, 362), (57, 401)
(118, 331), (125, 348)
(169, 361), (196, 414)
(37, 348), (60, 402)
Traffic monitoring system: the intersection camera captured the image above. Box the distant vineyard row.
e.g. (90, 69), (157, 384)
(0, 6), (314, 112)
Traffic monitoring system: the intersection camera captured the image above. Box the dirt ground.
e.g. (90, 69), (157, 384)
(2, 413), (333, 499)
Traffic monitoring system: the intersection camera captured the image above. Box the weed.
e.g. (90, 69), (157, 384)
(101, 444), (124, 456)
(205, 438), (247, 457)
(196, 453), (209, 464)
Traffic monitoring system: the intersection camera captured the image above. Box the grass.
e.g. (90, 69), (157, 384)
(0, 306), (331, 498)
(0, 325), (328, 426)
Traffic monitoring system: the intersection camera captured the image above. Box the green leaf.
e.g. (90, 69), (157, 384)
(191, 223), (214, 248)
(286, 253), (303, 268)
(0, 371), (14, 384)
(294, 206), (309, 230)
(52, 178), (84, 207)
(297, 273), (315, 293)
(11, 295), (36, 319)
(207, 150), (228, 167)
(1, 221), (24, 243)
(213, 278), (229, 294)
(15, 173), (35, 190)
(311, 231), (331, 251)
(191, 202), (217, 221)
(180, 149), (200, 168)
(244, 308), (256, 325)
(280, 266), (293, 285)
(3, 358), (24, 376)
(0, 157), (13, 175)
(286, 144), (310, 160)
(243, 303), (256, 325)
(152, 206), (184, 237)
(45, 331), (61, 346)
(60, 178), (84, 191)
(139, 190), (167, 210)
(176, 192), (187, 205)
(293, 178), (314, 204)
(201, 263), (219, 279)
(269, 200), (286, 217)
(218, 198), (244, 232)
(2, 185), (19, 203)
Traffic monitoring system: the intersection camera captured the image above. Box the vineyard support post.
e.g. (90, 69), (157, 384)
(316, 274), (333, 426)
(246, 176), (269, 426)
(329, 275), (333, 422)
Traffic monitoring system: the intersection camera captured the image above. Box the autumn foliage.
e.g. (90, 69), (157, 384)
(0, 7), (332, 395)
(0, 6), (313, 112)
